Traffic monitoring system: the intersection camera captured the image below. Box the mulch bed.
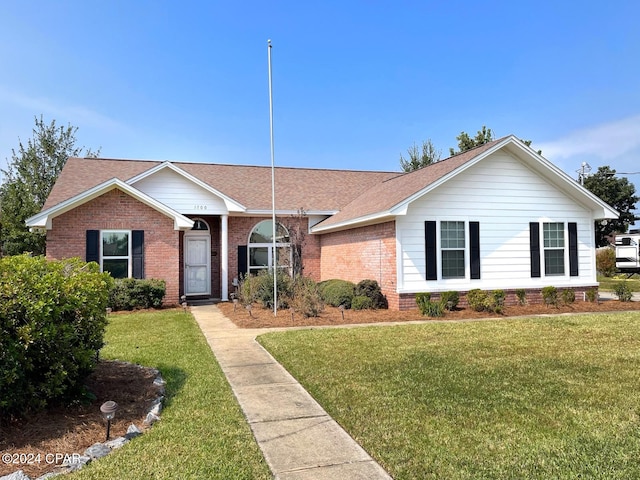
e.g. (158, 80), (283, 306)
(218, 298), (640, 328)
(0, 361), (162, 478)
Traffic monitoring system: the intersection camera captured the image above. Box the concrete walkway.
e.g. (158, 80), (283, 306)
(191, 304), (392, 480)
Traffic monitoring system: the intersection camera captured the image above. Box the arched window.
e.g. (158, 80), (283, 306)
(248, 220), (291, 275)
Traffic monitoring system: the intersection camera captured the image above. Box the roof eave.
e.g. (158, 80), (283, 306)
(26, 179), (195, 231)
(311, 211), (395, 234)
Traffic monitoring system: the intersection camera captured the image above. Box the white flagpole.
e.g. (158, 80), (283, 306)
(268, 39), (278, 317)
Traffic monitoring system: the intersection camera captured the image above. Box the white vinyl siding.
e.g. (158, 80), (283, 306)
(132, 168), (228, 214)
(396, 152), (595, 293)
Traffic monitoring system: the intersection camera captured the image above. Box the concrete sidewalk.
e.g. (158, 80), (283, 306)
(191, 304), (392, 480)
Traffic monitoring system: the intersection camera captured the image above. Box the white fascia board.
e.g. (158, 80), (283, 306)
(26, 178), (194, 231)
(311, 211), (394, 234)
(127, 161), (246, 213)
(244, 209), (337, 216)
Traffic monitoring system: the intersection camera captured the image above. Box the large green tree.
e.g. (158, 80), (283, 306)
(400, 139), (442, 172)
(0, 116), (99, 256)
(583, 166), (639, 246)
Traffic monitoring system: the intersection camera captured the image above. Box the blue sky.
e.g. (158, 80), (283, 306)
(1, 1), (639, 204)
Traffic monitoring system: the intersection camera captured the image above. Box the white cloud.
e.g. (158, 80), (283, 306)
(0, 86), (126, 133)
(537, 114), (640, 160)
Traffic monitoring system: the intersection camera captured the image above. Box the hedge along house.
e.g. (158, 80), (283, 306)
(27, 135), (618, 309)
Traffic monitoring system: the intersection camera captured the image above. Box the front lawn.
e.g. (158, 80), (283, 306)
(259, 313), (640, 479)
(598, 274), (640, 292)
(73, 310), (270, 480)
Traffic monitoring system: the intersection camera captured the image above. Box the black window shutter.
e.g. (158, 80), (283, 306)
(132, 230), (145, 279)
(86, 230), (99, 264)
(530, 222), (541, 278)
(470, 221), (481, 279)
(238, 245), (248, 277)
(425, 221), (437, 281)
(568, 222), (578, 276)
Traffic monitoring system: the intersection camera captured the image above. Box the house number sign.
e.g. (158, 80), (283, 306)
(194, 205), (207, 210)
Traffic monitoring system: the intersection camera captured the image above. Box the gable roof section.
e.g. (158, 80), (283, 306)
(126, 162), (246, 212)
(311, 135), (619, 233)
(43, 157), (398, 214)
(27, 178), (194, 230)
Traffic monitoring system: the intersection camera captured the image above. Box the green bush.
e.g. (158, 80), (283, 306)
(515, 288), (527, 305)
(491, 290), (506, 314)
(108, 278), (166, 311)
(355, 279), (388, 309)
(542, 286), (558, 307)
(352, 295), (374, 310)
(561, 289), (576, 305)
(239, 269), (292, 309)
(289, 277), (324, 317)
(318, 279), (356, 309)
(466, 289), (488, 312)
(596, 247), (617, 277)
(613, 282), (633, 302)
(586, 288), (598, 303)
(440, 291), (459, 311)
(0, 255), (113, 418)
(415, 293), (444, 317)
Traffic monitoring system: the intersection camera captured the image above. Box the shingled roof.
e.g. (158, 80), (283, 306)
(44, 158), (399, 213)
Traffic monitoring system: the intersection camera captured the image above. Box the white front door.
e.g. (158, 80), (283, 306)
(185, 235), (211, 295)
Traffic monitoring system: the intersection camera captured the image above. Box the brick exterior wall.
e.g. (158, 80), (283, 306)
(319, 221), (399, 308)
(227, 216), (320, 289)
(46, 189), (180, 305)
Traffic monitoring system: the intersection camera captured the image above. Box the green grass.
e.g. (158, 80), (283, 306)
(73, 310), (270, 480)
(598, 274), (640, 292)
(258, 313), (640, 479)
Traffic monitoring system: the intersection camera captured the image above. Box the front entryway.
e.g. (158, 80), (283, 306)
(184, 229), (211, 296)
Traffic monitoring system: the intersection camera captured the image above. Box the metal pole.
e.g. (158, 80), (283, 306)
(268, 39), (278, 317)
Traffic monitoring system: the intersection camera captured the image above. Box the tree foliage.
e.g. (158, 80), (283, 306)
(400, 139), (442, 172)
(582, 166), (639, 246)
(0, 116), (99, 256)
(449, 125), (494, 156)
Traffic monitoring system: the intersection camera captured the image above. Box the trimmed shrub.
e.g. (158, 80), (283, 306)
(586, 288), (598, 303)
(613, 282), (633, 302)
(561, 289), (576, 305)
(0, 255), (113, 418)
(516, 288), (527, 305)
(289, 277), (324, 317)
(355, 279), (388, 309)
(596, 247), (617, 277)
(542, 286), (558, 307)
(352, 295), (374, 310)
(239, 269), (292, 309)
(466, 289), (488, 312)
(440, 291), (460, 311)
(319, 279), (356, 309)
(491, 290), (506, 314)
(108, 278), (166, 311)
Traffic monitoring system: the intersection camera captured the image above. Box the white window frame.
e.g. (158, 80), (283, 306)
(100, 230), (132, 278)
(543, 222), (566, 276)
(440, 220), (467, 279)
(248, 221), (291, 275)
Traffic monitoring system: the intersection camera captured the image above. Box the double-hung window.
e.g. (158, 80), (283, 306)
(543, 222), (565, 276)
(441, 221), (466, 279)
(101, 230), (131, 279)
